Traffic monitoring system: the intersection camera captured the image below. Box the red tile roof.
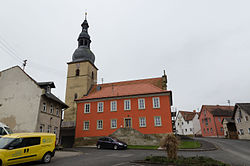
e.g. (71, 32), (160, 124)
(201, 105), (234, 117)
(77, 77), (170, 100)
(179, 111), (197, 121)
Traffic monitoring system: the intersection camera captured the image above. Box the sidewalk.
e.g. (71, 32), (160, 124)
(54, 151), (82, 159)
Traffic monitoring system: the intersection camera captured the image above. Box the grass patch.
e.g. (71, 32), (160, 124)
(178, 140), (201, 149)
(144, 156), (230, 166)
(128, 145), (158, 150)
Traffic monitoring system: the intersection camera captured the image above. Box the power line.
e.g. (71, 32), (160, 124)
(0, 36), (23, 63)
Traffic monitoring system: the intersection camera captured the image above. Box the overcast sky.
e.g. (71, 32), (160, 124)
(1, 0), (250, 111)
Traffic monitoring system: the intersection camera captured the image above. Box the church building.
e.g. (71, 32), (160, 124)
(63, 14), (173, 146)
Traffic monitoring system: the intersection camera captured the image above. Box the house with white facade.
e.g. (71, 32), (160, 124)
(232, 103), (250, 140)
(175, 110), (201, 135)
(0, 66), (68, 142)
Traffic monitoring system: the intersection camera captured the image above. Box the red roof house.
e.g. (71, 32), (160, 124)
(199, 105), (234, 137)
(75, 76), (173, 139)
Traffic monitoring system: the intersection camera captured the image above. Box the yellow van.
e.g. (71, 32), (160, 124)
(0, 133), (56, 166)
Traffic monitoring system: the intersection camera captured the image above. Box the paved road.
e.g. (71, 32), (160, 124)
(16, 137), (250, 166)
(191, 137), (250, 166)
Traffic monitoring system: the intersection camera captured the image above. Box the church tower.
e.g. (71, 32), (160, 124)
(64, 14), (98, 122)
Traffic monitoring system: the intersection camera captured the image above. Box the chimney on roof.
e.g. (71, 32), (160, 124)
(162, 70), (167, 90)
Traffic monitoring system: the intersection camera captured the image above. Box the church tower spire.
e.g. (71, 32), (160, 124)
(72, 12), (95, 64)
(64, 14), (98, 122)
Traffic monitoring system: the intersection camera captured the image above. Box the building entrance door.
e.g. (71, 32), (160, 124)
(124, 118), (132, 128)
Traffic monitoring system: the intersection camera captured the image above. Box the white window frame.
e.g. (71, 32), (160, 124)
(152, 97), (160, 108)
(84, 103), (91, 113)
(139, 117), (146, 127)
(97, 102), (104, 113)
(138, 98), (145, 110)
(124, 100), (131, 110)
(83, 121), (90, 130)
(154, 116), (162, 126)
(42, 103), (47, 112)
(111, 119), (117, 129)
(110, 101), (117, 112)
(50, 104), (54, 114)
(97, 120), (103, 130)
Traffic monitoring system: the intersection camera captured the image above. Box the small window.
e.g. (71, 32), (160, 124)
(124, 100), (131, 110)
(237, 118), (241, 123)
(110, 101), (117, 112)
(154, 116), (162, 126)
(54, 127), (58, 134)
(205, 119), (208, 126)
(84, 40), (88, 46)
(210, 128), (213, 133)
(139, 117), (146, 127)
(239, 129), (244, 135)
(83, 121), (90, 130)
(245, 116), (249, 121)
(97, 102), (104, 112)
(190, 128), (192, 132)
(97, 120), (103, 130)
(48, 125), (51, 133)
(42, 103), (47, 112)
(218, 117), (221, 122)
(203, 128), (206, 133)
(79, 40), (83, 46)
(187, 121), (189, 124)
(185, 129), (187, 132)
(92, 72), (94, 80)
(74, 93), (78, 100)
(138, 98), (145, 109)
(220, 127), (223, 132)
(50, 105), (54, 114)
(84, 103), (90, 113)
(40, 124), (45, 132)
(56, 108), (59, 116)
(248, 128), (250, 134)
(153, 97), (160, 108)
(111, 119), (117, 129)
(207, 128), (209, 133)
(76, 69), (80, 76)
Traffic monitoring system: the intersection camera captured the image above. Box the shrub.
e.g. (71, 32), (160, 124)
(160, 134), (179, 160)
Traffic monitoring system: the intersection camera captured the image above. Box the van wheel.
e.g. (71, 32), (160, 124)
(42, 152), (52, 163)
(0, 160), (2, 166)
(113, 145), (118, 150)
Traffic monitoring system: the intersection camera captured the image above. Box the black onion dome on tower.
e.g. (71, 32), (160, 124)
(72, 14), (95, 64)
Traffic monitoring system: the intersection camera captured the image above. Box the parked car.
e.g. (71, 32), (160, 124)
(0, 122), (13, 137)
(0, 133), (56, 165)
(96, 137), (127, 150)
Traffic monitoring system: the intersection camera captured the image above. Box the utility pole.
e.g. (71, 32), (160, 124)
(22, 60), (27, 70)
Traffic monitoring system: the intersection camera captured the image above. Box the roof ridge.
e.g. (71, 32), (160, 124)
(98, 77), (162, 86)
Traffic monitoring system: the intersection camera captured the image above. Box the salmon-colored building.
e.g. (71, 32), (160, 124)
(199, 105), (234, 137)
(75, 76), (173, 138)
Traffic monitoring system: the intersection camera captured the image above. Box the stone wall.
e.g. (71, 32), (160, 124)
(75, 128), (171, 146)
